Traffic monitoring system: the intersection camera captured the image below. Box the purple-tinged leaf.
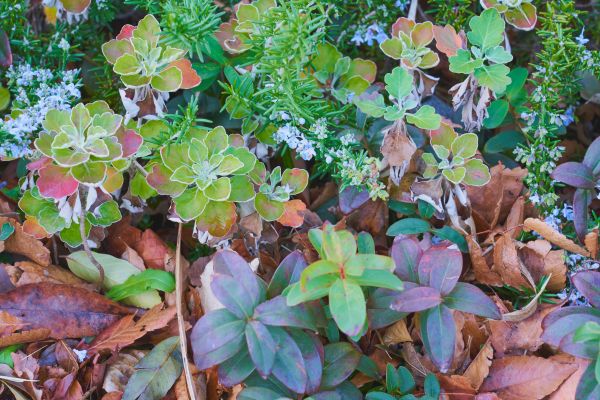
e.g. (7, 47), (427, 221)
(542, 306), (600, 359)
(573, 188), (592, 243)
(245, 321), (276, 377)
(190, 308), (245, 369)
(211, 274), (257, 319)
(254, 296), (317, 330)
(237, 387), (283, 399)
(367, 285), (414, 329)
(288, 330), (324, 394)
(321, 342), (361, 390)
(572, 271), (600, 307)
(551, 162), (596, 189)
(213, 249), (265, 305)
(576, 362), (600, 400)
(269, 327), (308, 394)
(418, 246), (462, 294)
(583, 136), (600, 175)
(443, 282), (501, 319)
(391, 236), (422, 283)
(420, 304), (455, 373)
(339, 186), (370, 214)
(218, 347), (255, 386)
(0, 30), (12, 67)
(391, 286), (442, 313)
(267, 250), (307, 297)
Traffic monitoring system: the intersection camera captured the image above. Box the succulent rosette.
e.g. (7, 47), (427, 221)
(102, 14), (200, 92)
(311, 42), (377, 103)
(422, 121), (491, 186)
(32, 101), (142, 200)
(249, 164), (308, 223)
(146, 126), (258, 237)
(380, 18), (440, 70)
(215, 0), (276, 54)
(480, 0), (537, 31)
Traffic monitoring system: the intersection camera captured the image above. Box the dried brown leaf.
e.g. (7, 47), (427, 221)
(467, 236), (502, 286)
(102, 350), (147, 393)
(4, 261), (92, 288)
(520, 240), (566, 291)
(584, 228), (598, 259)
(492, 234), (530, 288)
(548, 355), (591, 400)
(0, 328), (51, 347)
(0, 217), (50, 266)
(523, 218), (590, 257)
(0, 310), (24, 335)
(480, 355), (577, 400)
(383, 319), (412, 345)
(463, 340), (493, 390)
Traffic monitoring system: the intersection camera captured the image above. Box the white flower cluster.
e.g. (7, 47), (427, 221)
(0, 63), (81, 158)
(273, 123), (316, 161)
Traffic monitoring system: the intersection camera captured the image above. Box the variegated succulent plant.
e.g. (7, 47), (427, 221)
(215, 0), (276, 54)
(19, 101), (141, 245)
(102, 14), (200, 93)
(250, 164), (308, 222)
(146, 126), (258, 237)
(480, 0), (537, 31)
(380, 18), (440, 71)
(311, 42), (377, 103)
(422, 121), (490, 186)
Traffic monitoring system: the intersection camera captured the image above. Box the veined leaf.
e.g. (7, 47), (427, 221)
(106, 269), (175, 302)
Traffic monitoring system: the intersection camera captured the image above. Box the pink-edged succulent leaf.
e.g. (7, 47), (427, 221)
(117, 129), (143, 157)
(168, 59), (201, 90)
(390, 235), (422, 283)
(277, 199), (306, 228)
(101, 39), (134, 65)
(146, 163), (187, 196)
(463, 159), (491, 186)
(391, 17), (415, 37)
(572, 271), (600, 308)
(444, 282), (501, 319)
(150, 66), (183, 92)
(195, 200), (237, 237)
(255, 193), (285, 221)
(411, 22), (434, 47)
(0, 30), (12, 67)
(551, 162), (596, 189)
(418, 246), (463, 295)
(60, 0), (91, 14)
(347, 59), (377, 84)
(281, 168), (309, 195)
(505, 3), (537, 31)
(37, 165), (79, 199)
(391, 286), (442, 312)
(26, 157), (52, 172)
(433, 25), (465, 57)
(116, 24), (136, 40)
(429, 120), (457, 150)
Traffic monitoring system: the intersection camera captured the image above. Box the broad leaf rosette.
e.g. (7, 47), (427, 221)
(354, 66), (441, 129)
(311, 42), (377, 103)
(250, 164), (308, 225)
(389, 236), (501, 372)
(215, 0), (276, 54)
(33, 101), (142, 199)
(422, 121), (491, 186)
(480, 0), (537, 31)
(146, 126), (258, 237)
(285, 225), (403, 338)
(102, 14), (200, 92)
(380, 18), (440, 70)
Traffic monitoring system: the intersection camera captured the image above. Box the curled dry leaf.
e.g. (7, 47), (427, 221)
(383, 319), (412, 345)
(481, 355), (577, 400)
(492, 234), (530, 288)
(0, 217), (50, 266)
(584, 228), (598, 259)
(523, 218), (590, 257)
(548, 354), (592, 400)
(0, 310), (25, 336)
(467, 235), (503, 286)
(381, 121), (417, 184)
(463, 340), (493, 390)
(0, 328), (51, 347)
(4, 261), (92, 289)
(103, 350), (147, 393)
(0, 283), (131, 339)
(519, 240), (566, 291)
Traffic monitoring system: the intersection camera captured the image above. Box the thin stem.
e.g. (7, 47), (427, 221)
(175, 223), (197, 400)
(408, 0), (419, 21)
(134, 160), (149, 177)
(78, 189), (105, 292)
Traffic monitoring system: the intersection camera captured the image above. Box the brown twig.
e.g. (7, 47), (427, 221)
(175, 223), (197, 400)
(78, 189), (105, 292)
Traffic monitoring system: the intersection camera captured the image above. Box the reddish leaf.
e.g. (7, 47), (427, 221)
(116, 24), (136, 40)
(390, 235), (422, 283)
(37, 165), (79, 199)
(0, 283), (131, 339)
(117, 129), (143, 157)
(277, 199), (306, 228)
(418, 246), (463, 295)
(169, 59), (201, 89)
(551, 162), (596, 189)
(0, 217), (51, 266)
(572, 271), (600, 307)
(391, 286), (442, 312)
(61, 0), (92, 13)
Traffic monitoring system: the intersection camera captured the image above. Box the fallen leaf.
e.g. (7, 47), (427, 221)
(54, 340), (78, 373)
(381, 121), (416, 184)
(492, 234), (530, 288)
(523, 218), (590, 257)
(480, 355), (577, 400)
(0, 311), (24, 336)
(47, 371), (83, 400)
(87, 304), (176, 354)
(0, 217), (50, 266)
(276, 199), (306, 228)
(504, 196), (524, 239)
(520, 240), (566, 291)
(584, 228), (598, 259)
(383, 319), (412, 345)
(0, 328), (51, 347)
(0, 283), (131, 339)
(134, 229), (172, 270)
(488, 304), (557, 357)
(437, 374), (476, 399)
(122, 246), (146, 271)
(103, 350), (147, 393)
(548, 354), (591, 400)
(467, 236), (502, 286)
(174, 363), (207, 400)
(121, 336), (182, 400)
(463, 340), (493, 390)
(4, 261), (92, 289)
